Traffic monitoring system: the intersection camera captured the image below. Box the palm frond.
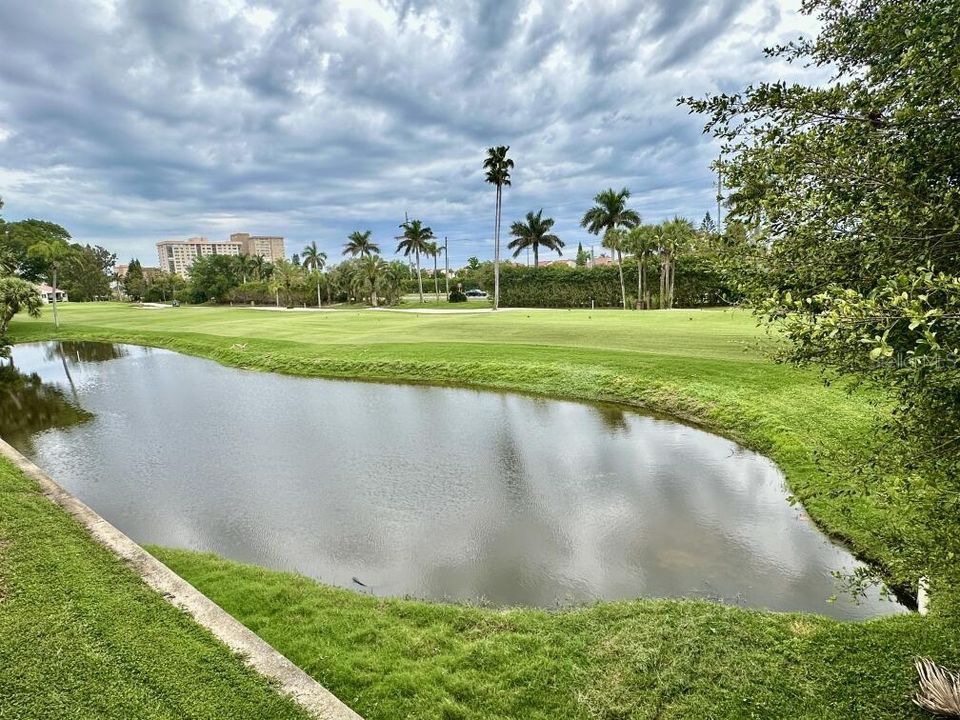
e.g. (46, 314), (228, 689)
(915, 658), (960, 718)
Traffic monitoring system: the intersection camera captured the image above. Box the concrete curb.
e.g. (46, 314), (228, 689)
(0, 438), (362, 720)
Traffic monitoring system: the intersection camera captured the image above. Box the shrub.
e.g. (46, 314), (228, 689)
(448, 290), (468, 303)
(474, 258), (738, 308)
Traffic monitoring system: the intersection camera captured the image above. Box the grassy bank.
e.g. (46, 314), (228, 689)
(8, 302), (960, 718)
(151, 548), (957, 720)
(0, 456), (311, 720)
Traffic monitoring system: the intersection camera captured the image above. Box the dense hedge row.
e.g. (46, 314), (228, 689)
(224, 281), (318, 307)
(482, 257), (736, 308)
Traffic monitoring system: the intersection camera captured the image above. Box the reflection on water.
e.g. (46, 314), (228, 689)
(0, 341), (907, 619)
(0, 358), (91, 452)
(43, 340), (129, 364)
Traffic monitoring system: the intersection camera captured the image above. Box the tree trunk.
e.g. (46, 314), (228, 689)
(534, 242), (539, 269)
(617, 250), (626, 309)
(416, 249), (424, 303)
(637, 254), (644, 309)
(659, 254), (667, 309)
(433, 253), (439, 301)
(444, 238), (450, 298)
(493, 186), (501, 310)
(317, 280), (322, 308)
(51, 268), (60, 329)
(668, 254), (675, 309)
(644, 252), (652, 308)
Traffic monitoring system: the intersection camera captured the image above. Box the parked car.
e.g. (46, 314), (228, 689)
(465, 289), (488, 298)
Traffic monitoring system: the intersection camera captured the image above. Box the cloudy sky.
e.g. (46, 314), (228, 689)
(0, 0), (818, 267)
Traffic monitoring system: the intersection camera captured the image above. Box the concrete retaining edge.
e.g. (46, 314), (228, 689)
(0, 438), (362, 720)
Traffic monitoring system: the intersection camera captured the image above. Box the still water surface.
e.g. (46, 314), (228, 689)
(1, 341), (905, 618)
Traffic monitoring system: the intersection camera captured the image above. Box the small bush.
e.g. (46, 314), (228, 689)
(448, 290), (468, 303)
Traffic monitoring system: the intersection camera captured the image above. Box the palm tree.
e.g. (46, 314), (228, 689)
(270, 258), (302, 307)
(302, 241), (328, 308)
(581, 188), (640, 309)
(0, 246), (17, 276)
(236, 254), (256, 284)
(602, 229), (630, 310)
(356, 255), (385, 307)
(658, 217), (694, 309)
(581, 187), (641, 237)
(251, 254), (269, 281)
(343, 230), (380, 258)
(26, 238), (71, 329)
(396, 219), (435, 303)
(508, 209), (563, 268)
(426, 241), (441, 301)
(483, 145), (513, 311)
(626, 225), (660, 309)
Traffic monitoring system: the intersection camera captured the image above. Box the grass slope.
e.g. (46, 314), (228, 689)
(152, 548), (958, 720)
(8, 302), (960, 719)
(0, 457), (310, 720)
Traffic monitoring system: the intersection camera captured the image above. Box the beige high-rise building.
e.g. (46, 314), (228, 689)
(156, 233), (285, 276)
(231, 233), (285, 262)
(157, 237), (243, 276)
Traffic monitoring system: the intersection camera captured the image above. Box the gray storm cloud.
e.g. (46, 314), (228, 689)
(0, 0), (816, 265)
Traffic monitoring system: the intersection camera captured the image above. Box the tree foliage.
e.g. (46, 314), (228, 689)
(508, 210), (563, 267)
(0, 276), (43, 341)
(396, 219), (434, 303)
(684, 0), (960, 601)
(59, 244), (114, 301)
(186, 255), (242, 303)
(343, 230), (379, 258)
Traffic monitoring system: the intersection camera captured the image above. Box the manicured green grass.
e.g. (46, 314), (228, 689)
(150, 548), (959, 720)
(8, 301), (960, 719)
(0, 457), (311, 720)
(397, 298), (491, 309)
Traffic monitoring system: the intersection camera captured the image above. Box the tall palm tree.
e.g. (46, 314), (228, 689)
(483, 145), (513, 311)
(581, 187), (641, 237)
(26, 238), (71, 329)
(343, 230), (380, 258)
(396, 218), (435, 303)
(581, 188), (640, 309)
(626, 225), (660, 309)
(508, 209), (564, 268)
(426, 241), (441, 301)
(302, 241), (328, 308)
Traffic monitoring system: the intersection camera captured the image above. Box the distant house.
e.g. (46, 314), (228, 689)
(591, 254), (614, 267)
(37, 284), (68, 304)
(537, 259), (575, 268)
(116, 264), (161, 279)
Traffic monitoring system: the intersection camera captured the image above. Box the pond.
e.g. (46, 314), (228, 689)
(0, 341), (906, 619)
